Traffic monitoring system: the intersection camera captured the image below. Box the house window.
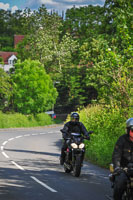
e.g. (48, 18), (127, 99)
(9, 60), (13, 65)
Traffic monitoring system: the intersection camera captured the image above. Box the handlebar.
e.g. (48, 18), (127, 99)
(88, 131), (93, 134)
(112, 167), (133, 176)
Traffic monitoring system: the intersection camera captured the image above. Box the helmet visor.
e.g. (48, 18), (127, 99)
(71, 117), (79, 122)
(130, 126), (133, 131)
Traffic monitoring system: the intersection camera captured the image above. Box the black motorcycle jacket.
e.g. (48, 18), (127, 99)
(112, 134), (133, 168)
(61, 121), (88, 139)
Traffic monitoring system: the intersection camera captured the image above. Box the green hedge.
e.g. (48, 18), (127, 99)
(79, 105), (132, 168)
(0, 112), (54, 128)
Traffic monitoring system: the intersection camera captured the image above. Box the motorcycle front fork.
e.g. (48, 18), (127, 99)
(72, 151), (85, 165)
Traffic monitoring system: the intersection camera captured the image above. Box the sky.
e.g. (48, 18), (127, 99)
(0, 0), (105, 14)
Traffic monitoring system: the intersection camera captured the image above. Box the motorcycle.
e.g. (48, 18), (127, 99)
(60, 130), (93, 177)
(109, 163), (133, 200)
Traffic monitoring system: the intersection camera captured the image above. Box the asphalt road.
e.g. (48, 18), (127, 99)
(0, 125), (113, 200)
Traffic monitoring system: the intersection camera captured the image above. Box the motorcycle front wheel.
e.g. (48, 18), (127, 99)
(121, 191), (131, 200)
(73, 156), (82, 177)
(64, 162), (72, 173)
(64, 166), (71, 173)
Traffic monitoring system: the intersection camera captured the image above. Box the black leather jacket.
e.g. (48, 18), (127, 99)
(61, 121), (88, 139)
(112, 134), (133, 168)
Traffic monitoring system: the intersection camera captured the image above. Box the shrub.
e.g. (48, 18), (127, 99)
(35, 113), (54, 126)
(0, 112), (29, 128)
(79, 105), (131, 168)
(0, 112), (54, 128)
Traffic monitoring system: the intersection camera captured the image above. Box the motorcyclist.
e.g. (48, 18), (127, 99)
(60, 112), (91, 165)
(112, 117), (133, 200)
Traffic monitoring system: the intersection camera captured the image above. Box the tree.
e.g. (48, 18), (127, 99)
(55, 66), (85, 112)
(0, 8), (31, 50)
(104, 0), (132, 51)
(11, 59), (58, 114)
(15, 5), (79, 113)
(16, 5), (78, 76)
(55, 64), (98, 113)
(79, 35), (132, 109)
(0, 68), (12, 110)
(63, 5), (105, 44)
(77, 0), (132, 110)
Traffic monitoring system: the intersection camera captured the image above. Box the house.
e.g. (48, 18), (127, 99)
(0, 35), (24, 72)
(0, 51), (17, 72)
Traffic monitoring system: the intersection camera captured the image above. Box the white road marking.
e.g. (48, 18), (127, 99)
(2, 141), (8, 146)
(0, 131), (59, 193)
(15, 136), (23, 139)
(105, 195), (113, 200)
(30, 176), (57, 193)
(1, 146), (4, 151)
(39, 133), (46, 135)
(2, 151), (9, 158)
(8, 138), (14, 141)
(11, 161), (25, 171)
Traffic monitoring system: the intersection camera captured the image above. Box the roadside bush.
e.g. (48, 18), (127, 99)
(0, 111), (54, 128)
(35, 113), (54, 126)
(0, 112), (30, 128)
(79, 105), (131, 168)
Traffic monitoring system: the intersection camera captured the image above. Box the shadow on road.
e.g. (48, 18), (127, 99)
(0, 153), (112, 200)
(0, 165), (38, 200)
(4, 148), (60, 157)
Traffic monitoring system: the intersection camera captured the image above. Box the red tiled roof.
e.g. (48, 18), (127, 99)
(0, 52), (17, 64)
(14, 35), (24, 48)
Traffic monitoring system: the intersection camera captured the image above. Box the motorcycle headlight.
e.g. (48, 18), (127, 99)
(71, 143), (78, 149)
(79, 143), (85, 149)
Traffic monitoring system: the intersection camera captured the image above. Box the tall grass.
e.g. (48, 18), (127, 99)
(0, 111), (54, 128)
(79, 105), (132, 168)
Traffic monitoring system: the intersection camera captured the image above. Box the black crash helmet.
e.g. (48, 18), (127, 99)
(70, 112), (79, 121)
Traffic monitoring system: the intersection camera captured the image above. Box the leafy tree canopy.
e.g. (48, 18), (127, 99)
(0, 68), (12, 110)
(11, 59), (58, 114)
(16, 5), (78, 78)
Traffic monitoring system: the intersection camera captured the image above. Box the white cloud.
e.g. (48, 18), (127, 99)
(40, 0), (58, 5)
(25, 0), (105, 12)
(64, 0), (85, 2)
(0, 2), (10, 10)
(0, 2), (18, 12)
(62, 4), (90, 10)
(12, 5), (18, 13)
